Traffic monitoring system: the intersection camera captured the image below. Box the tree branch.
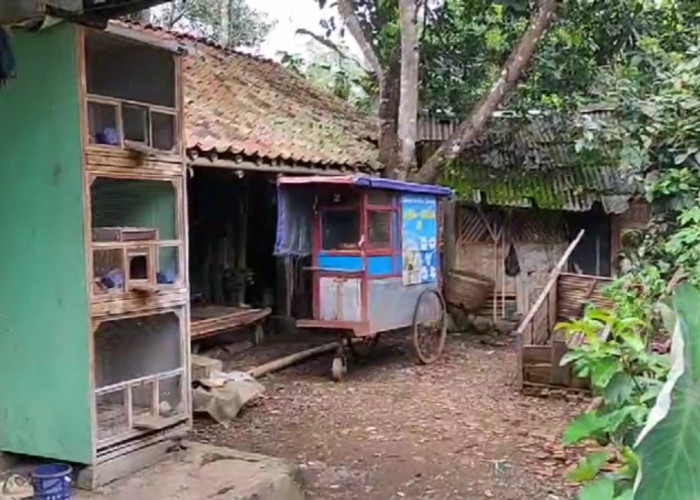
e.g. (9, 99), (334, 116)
(295, 28), (371, 73)
(337, 0), (384, 80)
(168, 6), (187, 27)
(412, 0), (558, 184)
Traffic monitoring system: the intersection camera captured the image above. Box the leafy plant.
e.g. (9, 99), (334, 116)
(633, 285), (700, 499)
(557, 306), (669, 498)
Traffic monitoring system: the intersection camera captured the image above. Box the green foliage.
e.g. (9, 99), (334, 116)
(151, 0), (275, 48)
(578, 478), (614, 500)
(567, 451), (611, 482)
(277, 40), (376, 115)
(420, 0), (699, 118)
(557, 306), (669, 497)
(315, 0), (700, 119)
(633, 285), (700, 499)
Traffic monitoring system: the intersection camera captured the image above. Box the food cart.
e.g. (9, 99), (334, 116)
(274, 175), (452, 380)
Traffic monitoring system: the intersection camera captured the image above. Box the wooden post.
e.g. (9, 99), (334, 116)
(443, 201), (456, 274)
(235, 178), (249, 306)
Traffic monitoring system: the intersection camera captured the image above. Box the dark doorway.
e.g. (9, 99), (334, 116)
(565, 205), (611, 277)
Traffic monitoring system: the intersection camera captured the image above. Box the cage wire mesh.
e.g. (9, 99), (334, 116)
(94, 312), (184, 442)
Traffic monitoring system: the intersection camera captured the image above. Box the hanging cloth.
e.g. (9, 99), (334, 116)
(504, 237), (520, 278)
(0, 26), (16, 89)
(504, 242), (521, 277)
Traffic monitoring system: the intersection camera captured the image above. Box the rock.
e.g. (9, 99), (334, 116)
(472, 317), (494, 335)
(493, 319), (518, 335)
(447, 305), (472, 332)
(191, 354), (223, 382)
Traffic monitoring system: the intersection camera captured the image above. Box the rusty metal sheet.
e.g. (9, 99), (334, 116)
(368, 278), (435, 333)
(319, 277), (362, 321)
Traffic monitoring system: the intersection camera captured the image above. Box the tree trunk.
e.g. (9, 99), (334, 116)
(396, 0), (420, 181)
(379, 48), (401, 178)
(336, 0), (400, 178)
(412, 0), (558, 184)
(220, 0), (231, 47)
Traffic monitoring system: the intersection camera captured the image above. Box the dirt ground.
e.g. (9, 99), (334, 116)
(192, 332), (587, 500)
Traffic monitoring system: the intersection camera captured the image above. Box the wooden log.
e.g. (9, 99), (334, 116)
(246, 341), (340, 378)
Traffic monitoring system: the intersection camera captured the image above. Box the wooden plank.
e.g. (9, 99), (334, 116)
(103, 24), (186, 53)
(191, 307), (271, 339)
(90, 290), (188, 318)
(515, 230), (585, 337)
(79, 436), (178, 489)
(523, 363), (551, 385)
(550, 339), (571, 386)
(521, 345), (551, 364)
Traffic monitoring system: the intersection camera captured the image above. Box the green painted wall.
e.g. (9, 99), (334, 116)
(0, 24), (93, 463)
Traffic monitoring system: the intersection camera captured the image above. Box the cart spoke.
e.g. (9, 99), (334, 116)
(412, 289), (447, 365)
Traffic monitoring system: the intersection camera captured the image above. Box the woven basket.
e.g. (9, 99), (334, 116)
(445, 270), (494, 312)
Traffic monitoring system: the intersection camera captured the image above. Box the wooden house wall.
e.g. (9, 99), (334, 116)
(453, 205), (568, 317)
(610, 199), (651, 270)
(0, 24), (94, 463)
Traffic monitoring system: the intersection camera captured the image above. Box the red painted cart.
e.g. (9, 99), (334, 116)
(275, 175), (452, 380)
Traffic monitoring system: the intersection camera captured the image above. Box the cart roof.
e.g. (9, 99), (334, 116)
(277, 175), (453, 197)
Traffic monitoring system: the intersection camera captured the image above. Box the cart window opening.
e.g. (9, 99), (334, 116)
(322, 210), (360, 251)
(368, 211), (392, 249)
(368, 190), (393, 207)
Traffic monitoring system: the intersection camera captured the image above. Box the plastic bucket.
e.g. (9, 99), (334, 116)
(31, 463), (72, 500)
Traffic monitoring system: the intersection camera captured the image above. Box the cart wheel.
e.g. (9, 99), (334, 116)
(331, 355), (347, 381)
(348, 334), (380, 360)
(253, 323), (265, 346)
(412, 289), (447, 365)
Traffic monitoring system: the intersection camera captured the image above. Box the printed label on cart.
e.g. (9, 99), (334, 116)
(401, 195), (438, 285)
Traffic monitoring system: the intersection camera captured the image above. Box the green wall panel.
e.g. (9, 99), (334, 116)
(0, 24), (93, 463)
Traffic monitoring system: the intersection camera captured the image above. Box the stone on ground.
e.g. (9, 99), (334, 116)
(76, 442), (305, 500)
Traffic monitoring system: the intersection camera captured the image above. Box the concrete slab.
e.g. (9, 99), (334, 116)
(76, 442), (306, 500)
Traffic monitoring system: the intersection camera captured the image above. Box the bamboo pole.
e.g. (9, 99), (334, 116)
(501, 237), (506, 319)
(246, 341), (340, 378)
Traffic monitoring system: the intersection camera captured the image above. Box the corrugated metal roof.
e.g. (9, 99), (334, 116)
(419, 110), (634, 212)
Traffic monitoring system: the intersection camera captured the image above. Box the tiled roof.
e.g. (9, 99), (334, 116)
(114, 22), (379, 171)
(419, 111), (638, 213)
(183, 43), (379, 170)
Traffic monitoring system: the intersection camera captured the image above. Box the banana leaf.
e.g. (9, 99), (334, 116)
(633, 284), (700, 499)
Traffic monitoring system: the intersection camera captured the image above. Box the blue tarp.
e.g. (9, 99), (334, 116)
(352, 176), (453, 197)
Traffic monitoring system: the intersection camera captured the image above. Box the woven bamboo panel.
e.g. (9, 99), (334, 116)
(456, 206), (566, 245)
(557, 272), (614, 321)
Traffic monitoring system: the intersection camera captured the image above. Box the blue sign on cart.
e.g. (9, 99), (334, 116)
(401, 195), (438, 285)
